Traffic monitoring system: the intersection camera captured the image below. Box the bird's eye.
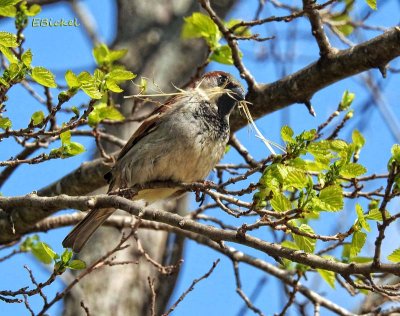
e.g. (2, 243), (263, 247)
(217, 75), (228, 86)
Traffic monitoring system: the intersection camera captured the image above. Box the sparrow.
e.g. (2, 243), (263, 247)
(62, 71), (245, 252)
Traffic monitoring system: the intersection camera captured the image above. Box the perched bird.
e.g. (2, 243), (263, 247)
(62, 71), (245, 252)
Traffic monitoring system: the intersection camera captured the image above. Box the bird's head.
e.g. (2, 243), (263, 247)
(193, 71), (245, 117)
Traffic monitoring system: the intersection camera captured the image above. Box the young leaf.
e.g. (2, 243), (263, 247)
(0, 5), (17, 17)
(355, 204), (370, 232)
(352, 130), (365, 149)
(181, 12), (220, 47)
(93, 43), (109, 65)
(31, 110), (45, 125)
(65, 70), (81, 88)
(292, 224), (316, 253)
(78, 71), (102, 99)
(24, 3), (41, 16)
(0, 117), (12, 129)
(0, 31), (18, 47)
(391, 144), (400, 163)
(21, 49), (32, 67)
(108, 69), (136, 81)
(31, 242), (58, 264)
(338, 90), (355, 111)
(281, 125), (294, 143)
(19, 235), (39, 252)
(0, 0), (22, 7)
(388, 248), (400, 263)
(31, 66), (57, 88)
(317, 185), (343, 212)
(105, 78), (123, 93)
(317, 269), (335, 288)
(61, 249), (73, 264)
(67, 259), (86, 270)
(210, 45), (239, 65)
(88, 103), (125, 127)
(350, 231), (366, 258)
(107, 49), (127, 62)
(62, 141), (85, 157)
(60, 129), (71, 145)
(271, 192), (292, 212)
(225, 19), (251, 36)
(365, 0), (377, 10)
(0, 44), (18, 63)
(281, 240), (299, 250)
(365, 208), (384, 221)
(285, 171), (308, 190)
(339, 163), (367, 178)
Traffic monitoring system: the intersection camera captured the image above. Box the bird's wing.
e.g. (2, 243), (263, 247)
(116, 95), (181, 161)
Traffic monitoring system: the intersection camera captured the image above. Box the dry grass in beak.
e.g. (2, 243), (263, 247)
(125, 79), (284, 155)
(238, 100), (286, 155)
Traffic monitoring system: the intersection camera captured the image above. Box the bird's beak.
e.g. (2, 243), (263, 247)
(231, 85), (245, 101)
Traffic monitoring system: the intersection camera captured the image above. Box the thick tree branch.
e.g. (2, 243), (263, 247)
(1, 194), (400, 276)
(0, 28), (399, 245)
(231, 27), (400, 132)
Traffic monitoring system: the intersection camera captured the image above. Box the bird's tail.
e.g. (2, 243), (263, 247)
(62, 208), (115, 253)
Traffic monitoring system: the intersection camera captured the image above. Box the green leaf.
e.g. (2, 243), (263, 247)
(181, 12), (220, 47)
(31, 66), (57, 88)
(61, 141), (86, 158)
(31, 242), (58, 264)
(210, 45), (238, 65)
(21, 49), (32, 67)
(77, 71), (102, 99)
(340, 163), (367, 178)
(0, 5), (16, 17)
(92, 43), (109, 65)
(365, 208), (384, 221)
(292, 224), (316, 253)
(281, 240), (299, 250)
(31, 110), (45, 125)
(65, 70), (80, 88)
(338, 90), (355, 111)
(0, 77), (9, 87)
(281, 125), (294, 143)
(60, 129), (71, 145)
(0, 44), (18, 63)
(107, 49), (127, 62)
(51, 142), (85, 158)
(0, 31), (18, 47)
(387, 248), (400, 263)
(391, 144), (400, 163)
(88, 103), (125, 127)
(317, 185), (343, 212)
(365, 0), (377, 10)
(0, 117), (12, 129)
(350, 231), (366, 258)
(0, 0), (22, 7)
(105, 78), (123, 92)
(108, 69), (136, 81)
(355, 204), (370, 232)
(67, 259), (86, 270)
(351, 256), (373, 263)
(225, 19), (251, 36)
(285, 171), (309, 190)
(61, 249), (73, 264)
(352, 130), (365, 149)
(25, 3), (40, 16)
(19, 235), (39, 252)
(317, 269), (335, 288)
(271, 192), (292, 212)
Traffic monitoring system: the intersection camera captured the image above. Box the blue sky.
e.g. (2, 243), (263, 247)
(1, 0), (400, 315)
